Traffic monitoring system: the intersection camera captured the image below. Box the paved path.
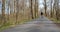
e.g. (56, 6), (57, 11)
(1, 16), (60, 32)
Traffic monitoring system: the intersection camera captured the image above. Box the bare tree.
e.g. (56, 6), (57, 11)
(35, 0), (36, 18)
(34, 0), (38, 18)
(14, 0), (16, 14)
(56, 0), (59, 20)
(30, 0), (34, 19)
(2, 0), (6, 24)
(7, 0), (10, 20)
(50, 0), (53, 17)
(44, 0), (47, 16)
(15, 0), (19, 24)
(53, 0), (59, 20)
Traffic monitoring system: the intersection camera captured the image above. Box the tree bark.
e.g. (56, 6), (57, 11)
(2, 0), (6, 24)
(44, 0), (47, 16)
(31, 0), (34, 19)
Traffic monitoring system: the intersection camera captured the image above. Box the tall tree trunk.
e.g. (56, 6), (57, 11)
(31, 0), (34, 19)
(8, 0), (10, 20)
(35, 0), (38, 18)
(16, 0), (19, 24)
(52, 2), (55, 18)
(50, 0), (53, 17)
(56, 0), (59, 20)
(36, 0), (38, 17)
(44, 0), (47, 16)
(2, 0), (6, 24)
(54, 0), (59, 20)
(35, 0), (36, 18)
(14, 0), (16, 14)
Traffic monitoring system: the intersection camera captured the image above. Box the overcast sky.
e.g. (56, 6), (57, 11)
(39, 0), (44, 8)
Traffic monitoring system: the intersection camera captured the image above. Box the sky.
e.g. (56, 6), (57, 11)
(39, 0), (44, 8)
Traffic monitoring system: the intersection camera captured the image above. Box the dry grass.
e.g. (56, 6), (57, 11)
(49, 18), (60, 23)
(48, 17), (60, 27)
(0, 10), (32, 31)
(0, 9), (39, 31)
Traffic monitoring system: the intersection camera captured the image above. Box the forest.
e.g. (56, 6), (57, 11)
(0, 0), (60, 31)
